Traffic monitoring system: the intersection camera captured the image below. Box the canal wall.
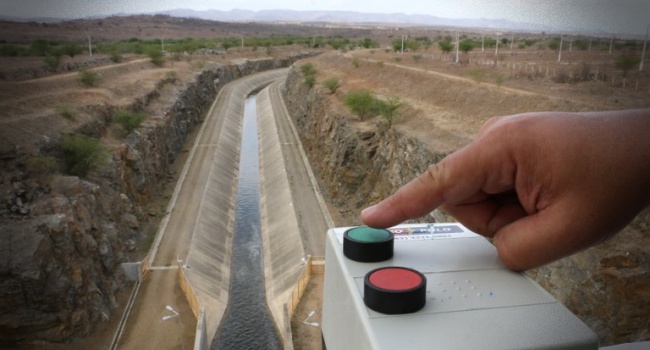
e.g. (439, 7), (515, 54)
(257, 86), (305, 346)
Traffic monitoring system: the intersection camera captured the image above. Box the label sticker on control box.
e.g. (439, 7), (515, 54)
(336, 224), (478, 244)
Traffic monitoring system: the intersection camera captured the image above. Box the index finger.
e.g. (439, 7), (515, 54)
(361, 145), (487, 228)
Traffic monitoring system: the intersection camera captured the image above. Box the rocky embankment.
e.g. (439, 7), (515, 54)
(0, 54), (314, 345)
(281, 66), (649, 346)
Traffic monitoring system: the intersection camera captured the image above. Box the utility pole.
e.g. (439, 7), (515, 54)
(481, 32), (484, 52)
(241, 36), (244, 49)
(495, 33), (500, 56)
(558, 35), (563, 62)
(88, 35), (92, 57)
(455, 32), (460, 63)
(510, 32), (514, 51)
(161, 38), (164, 52)
(640, 24), (649, 71)
(609, 35), (614, 54)
(568, 36), (573, 52)
(401, 34), (404, 54)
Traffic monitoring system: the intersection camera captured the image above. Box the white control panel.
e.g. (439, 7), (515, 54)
(322, 224), (599, 350)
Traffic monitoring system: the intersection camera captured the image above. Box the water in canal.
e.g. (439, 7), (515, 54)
(211, 95), (282, 350)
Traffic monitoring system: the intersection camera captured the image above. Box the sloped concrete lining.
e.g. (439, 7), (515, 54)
(181, 68), (290, 341)
(257, 85), (306, 343)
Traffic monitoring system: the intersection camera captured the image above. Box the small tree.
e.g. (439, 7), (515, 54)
(31, 39), (50, 56)
(344, 90), (376, 120)
(615, 55), (640, 78)
(361, 38), (377, 49)
(375, 97), (402, 126)
(60, 43), (83, 58)
(114, 111), (147, 135)
(438, 40), (453, 53)
(459, 39), (475, 54)
(62, 134), (107, 177)
(322, 78), (341, 94)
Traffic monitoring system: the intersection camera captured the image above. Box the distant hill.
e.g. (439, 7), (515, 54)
(156, 8), (551, 32)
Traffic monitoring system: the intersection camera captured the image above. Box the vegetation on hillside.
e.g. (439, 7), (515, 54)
(344, 90), (402, 126)
(114, 110), (147, 135)
(61, 134), (107, 177)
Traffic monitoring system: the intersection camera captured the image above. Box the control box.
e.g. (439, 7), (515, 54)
(322, 224), (599, 350)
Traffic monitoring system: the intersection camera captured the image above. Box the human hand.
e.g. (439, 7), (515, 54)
(361, 110), (650, 270)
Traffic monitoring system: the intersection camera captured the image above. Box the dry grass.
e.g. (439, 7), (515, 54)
(300, 49), (649, 155)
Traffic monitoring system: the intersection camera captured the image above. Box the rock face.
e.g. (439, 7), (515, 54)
(0, 55), (313, 345)
(281, 66), (650, 346)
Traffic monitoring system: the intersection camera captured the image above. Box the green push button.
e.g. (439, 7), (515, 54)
(343, 226), (393, 262)
(346, 227), (393, 243)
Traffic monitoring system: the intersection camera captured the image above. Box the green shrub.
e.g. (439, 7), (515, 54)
(79, 69), (101, 87)
(109, 51), (123, 63)
(114, 110), (147, 135)
(62, 134), (107, 177)
(615, 55), (640, 77)
(60, 43), (83, 58)
(147, 49), (165, 66)
(56, 105), (77, 121)
(44, 54), (62, 71)
(344, 90), (377, 120)
(322, 78), (340, 94)
(459, 39), (475, 54)
(304, 75), (316, 88)
(438, 40), (453, 53)
(0, 44), (23, 57)
(300, 63), (316, 76)
(301, 63), (317, 87)
(351, 58), (360, 68)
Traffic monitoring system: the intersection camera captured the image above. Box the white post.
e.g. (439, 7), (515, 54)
(401, 34), (404, 54)
(161, 38), (164, 52)
(455, 32), (459, 63)
(88, 35), (92, 57)
(640, 24), (648, 71)
(241, 36), (244, 48)
(510, 32), (514, 50)
(482, 32), (484, 52)
(609, 35), (614, 54)
(558, 35), (563, 63)
(495, 33), (500, 56)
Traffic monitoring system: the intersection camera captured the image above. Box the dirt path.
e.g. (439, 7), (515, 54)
(353, 54), (551, 99)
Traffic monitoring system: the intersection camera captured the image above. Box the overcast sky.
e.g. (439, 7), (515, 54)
(1, 0), (648, 35)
